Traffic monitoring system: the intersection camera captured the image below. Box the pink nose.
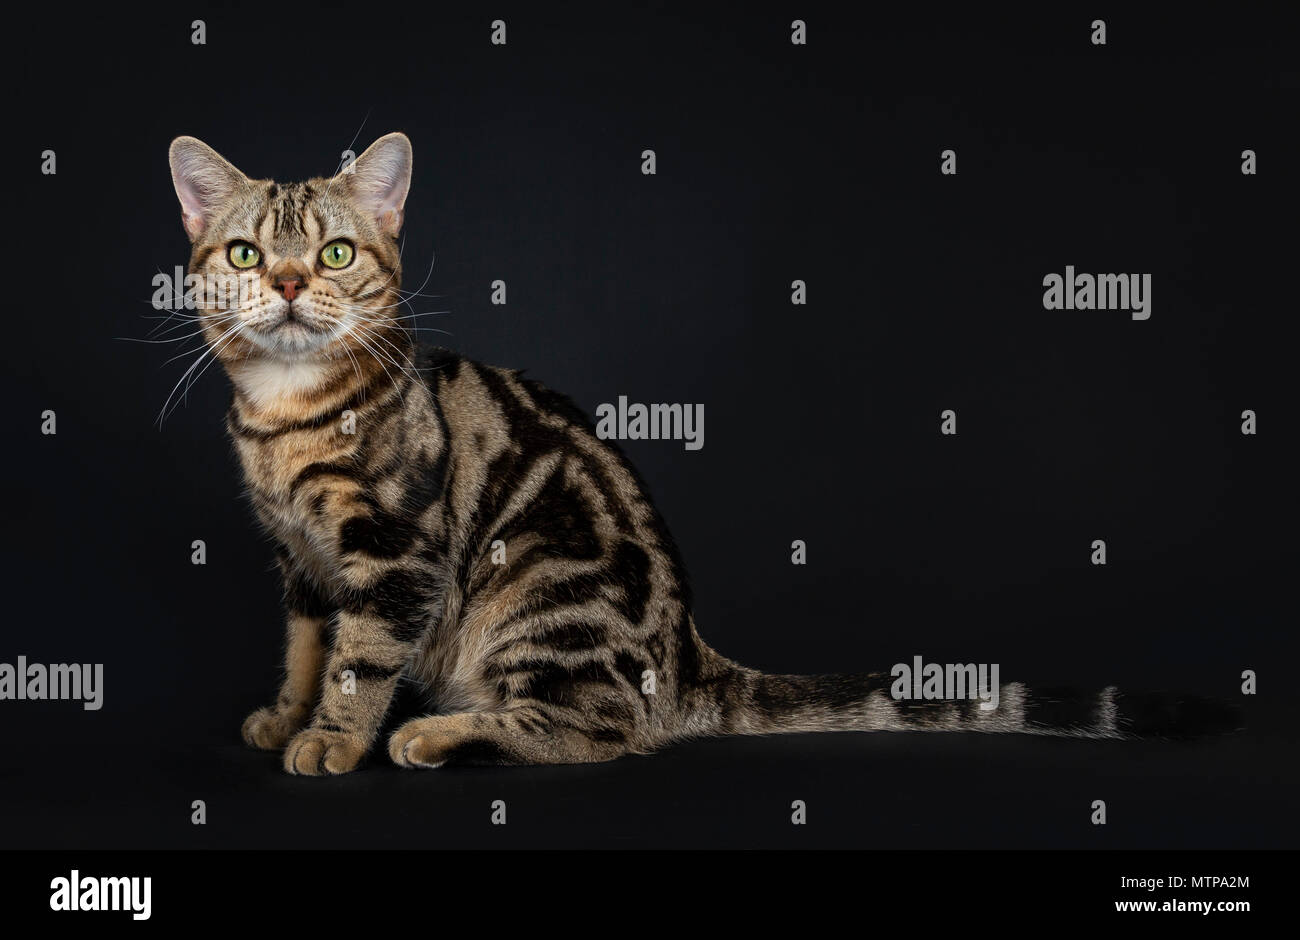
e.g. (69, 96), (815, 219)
(274, 275), (304, 301)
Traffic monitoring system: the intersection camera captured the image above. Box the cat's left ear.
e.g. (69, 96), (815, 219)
(340, 133), (413, 237)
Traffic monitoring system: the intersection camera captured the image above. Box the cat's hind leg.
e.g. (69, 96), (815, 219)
(388, 705), (630, 767)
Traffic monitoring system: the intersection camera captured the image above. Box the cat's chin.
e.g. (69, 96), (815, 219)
(240, 321), (337, 360)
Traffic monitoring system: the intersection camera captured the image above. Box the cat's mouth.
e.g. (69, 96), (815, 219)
(252, 315), (328, 337)
(242, 304), (337, 355)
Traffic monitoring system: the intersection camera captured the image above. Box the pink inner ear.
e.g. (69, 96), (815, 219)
(354, 173), (407, 223)
(181, 206), (206, 239)
(173, 172), (208, 237)
(375, 208), (403, 237)
(170, 140), (246, 241)
(348, 138), (412, 236)
(174, 169), (228, 238)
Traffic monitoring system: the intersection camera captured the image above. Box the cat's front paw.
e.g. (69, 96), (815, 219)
(283, 728), (366, 776)
(241, 705), (306, 750)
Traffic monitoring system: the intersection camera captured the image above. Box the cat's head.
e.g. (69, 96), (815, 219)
(167, 133), (413, 368)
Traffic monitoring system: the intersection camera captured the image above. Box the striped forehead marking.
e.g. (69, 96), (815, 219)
(257, 182), (319, 255)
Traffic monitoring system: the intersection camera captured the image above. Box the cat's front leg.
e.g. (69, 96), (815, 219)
(241, 611), (327, 750)
(282, 573), (426, 776)
(242, 562), (332, 749)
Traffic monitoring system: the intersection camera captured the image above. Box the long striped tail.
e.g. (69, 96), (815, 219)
(685, 658), (1244, 741)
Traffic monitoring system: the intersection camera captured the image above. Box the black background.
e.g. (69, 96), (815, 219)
(3, 4), (1295, 849)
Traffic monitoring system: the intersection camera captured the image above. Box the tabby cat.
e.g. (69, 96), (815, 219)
(166, 133), (1237, 774)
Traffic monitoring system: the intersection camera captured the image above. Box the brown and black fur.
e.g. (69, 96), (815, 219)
(167, 133), (1240, 775)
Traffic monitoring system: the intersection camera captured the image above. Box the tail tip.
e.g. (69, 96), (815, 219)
(1116, 690), (1246, 739)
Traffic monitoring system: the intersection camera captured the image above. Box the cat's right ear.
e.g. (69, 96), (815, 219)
(168, 136), (248, 242)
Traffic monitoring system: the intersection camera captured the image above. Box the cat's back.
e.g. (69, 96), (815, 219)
(419, 345), (678, 563)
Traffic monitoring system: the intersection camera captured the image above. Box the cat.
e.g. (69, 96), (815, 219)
(166, 133), (1240, 774)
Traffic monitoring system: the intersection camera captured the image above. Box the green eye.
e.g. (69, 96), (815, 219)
(320, 241), (354, 269)
(229, 243), (260, 268)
